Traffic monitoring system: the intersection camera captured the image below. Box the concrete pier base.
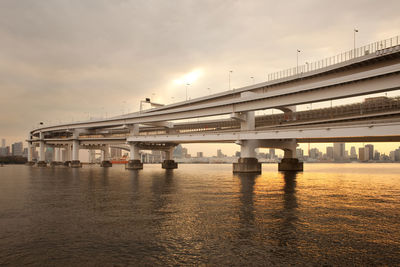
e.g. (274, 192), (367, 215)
(162, 160), (178, 169)
(36, 161), (47, 167)
(233, 158), (261, 173)
(278, 158), (303, 172)
(100, 160), (112, 167)
(26, 161), (36, 166)
(125, 160), (143, 170)
(63, 161), (71, 167)
(70, 160), (82, 168)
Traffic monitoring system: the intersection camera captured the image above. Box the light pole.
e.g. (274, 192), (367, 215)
(296, 49), (301, 74)
(229, 70), (233, 90)
(207, 87), (211, 95)
(353, 28), (358, 51)
(250, 76), (254, 84)
(186, 83), (190, 101)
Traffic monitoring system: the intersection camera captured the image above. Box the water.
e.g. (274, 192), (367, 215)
(0, 163), (399, 266)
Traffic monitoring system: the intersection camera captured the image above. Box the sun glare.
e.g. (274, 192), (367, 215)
(174, 69), (203, 85)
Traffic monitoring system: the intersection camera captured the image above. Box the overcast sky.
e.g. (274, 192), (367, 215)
(1, 0), (399, 156)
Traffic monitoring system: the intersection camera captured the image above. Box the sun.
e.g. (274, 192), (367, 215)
(174, 69), (203, 85)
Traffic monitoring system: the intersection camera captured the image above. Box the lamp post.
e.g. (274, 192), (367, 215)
(207, 87), (211, 95)
(296, 49), (301, 74)
(229, 70), (233, 90)
(185, 83), (190, 101)
(353, 28), (358, 51)
(250, 76), (254, 85)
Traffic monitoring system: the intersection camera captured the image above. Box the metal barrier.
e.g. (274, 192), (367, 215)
(266, 35), (400, 82)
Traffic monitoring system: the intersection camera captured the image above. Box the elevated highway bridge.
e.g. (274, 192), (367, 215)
(27, 35), (400, 172)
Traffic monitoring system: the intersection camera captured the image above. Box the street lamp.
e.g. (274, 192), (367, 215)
(186, 83), (190, 101)
(250, 76), (255, 84)
(229, 70), (233, 90)
(296, 49), (301, 74)
(354, 28), (358, 51)
(207, 87), (211, 95)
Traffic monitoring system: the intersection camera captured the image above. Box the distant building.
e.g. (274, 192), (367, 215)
(11, 142), (23, 156)
(111, 148), (122, 159)
(173, 144), (183, 158)
(374, 150), (380, 161)
(269, 148), (275, 159)
(296, 148), (304, 159)
(217, 149), (225, 158)
(309, 148), (319, 159)
(196, 152), (203, 158)
(235, 151), (241, 157)
(333, 143), (345, 161)
(182, 147), (190, 158)
(359, 147), (366, 162)
(23, 148), (28, 158)
(326, 146), (334, 160)
(365, 144), (374, 161)
(1, 138), (5, 148)
(350, 146), (357, 160)
(0, 146), (10, 156)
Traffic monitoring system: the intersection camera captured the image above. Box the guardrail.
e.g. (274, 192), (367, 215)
(266, 35), (400, 82)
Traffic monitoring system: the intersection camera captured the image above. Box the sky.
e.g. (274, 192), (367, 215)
(0, 0), (400, 157)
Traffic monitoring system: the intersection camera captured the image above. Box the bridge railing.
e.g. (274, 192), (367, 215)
(266, 35), (400, 82)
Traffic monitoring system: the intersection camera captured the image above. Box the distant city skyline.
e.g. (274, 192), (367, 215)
(2, 137), (400, 163)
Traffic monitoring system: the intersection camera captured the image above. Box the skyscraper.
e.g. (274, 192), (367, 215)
(365, 144), (374, 161)
(359, 147), (366, 162)
(350, 146), (357, 160)
(11, 142), (23, 156)
(1, 138), (5, 148)
(333, 143), (345, 161)
(326, 146), (334, 159)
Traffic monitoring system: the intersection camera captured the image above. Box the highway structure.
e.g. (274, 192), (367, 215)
(27, 35), (400, 172)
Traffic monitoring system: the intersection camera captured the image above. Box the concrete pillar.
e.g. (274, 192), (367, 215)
(50, 147), (58, 166)
(126, 142), (143, 170)
(89, 149), (96, 164)
(278, 139), (303, 172)
(63, 145), (71, 166)
(282, 105), (297, 121)
(233, 91), (261, 173)
(37, 132), (47, 167)
(70, 132), (81, 168)
(26, 139), (35, 165)
(100, 145), (112, 167)
(162, 147), (178, 169)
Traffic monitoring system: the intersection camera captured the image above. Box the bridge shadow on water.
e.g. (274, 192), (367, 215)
(233, 170), (300, 264)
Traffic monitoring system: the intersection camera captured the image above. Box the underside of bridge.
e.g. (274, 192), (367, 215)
(26, 36), (400, 173)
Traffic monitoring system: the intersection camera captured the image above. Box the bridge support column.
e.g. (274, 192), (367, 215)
(37, 132), (47, 167)
(278, 140), (303, 172)
(126, 142), (143, 170)
(50, 146), (58, 166)
(162, 147), (177, 169)
(26, 138), (35, 166)
(233, 95), (261, 173)
(233, 140), (261, 173)
(63, 145), (71, 166)
(101, 145), (112, 167)
(56, 147), (62, 165)
(88, 150), (96, 164)
(70, 137), (82, 168)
